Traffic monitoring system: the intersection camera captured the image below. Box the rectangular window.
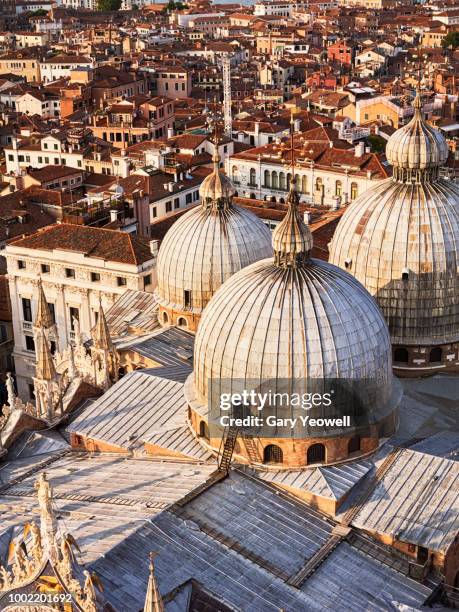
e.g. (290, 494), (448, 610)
(8, 155), (13, 161)
(48, 302), (55, 324)
(25, 335), (35, 351)
(184, 290), (192, 307)
(0, 323), (7, 344)
(28, 384), (35, 400)
(22, 297), (32, 322)
(143, 274), (152, 288)
(165, 201), (172, 213)
(65, 268), (75, 278)
(186, 193), (192, 204)
(41, 263), (50, 273)
(69, 306), (79, 330)
(117, 276), (127, 286)
(91, 272), (100, 282)
(152, 207), (157, 218)
(174, 198), (180, 209)
(18, 260), (26, 269)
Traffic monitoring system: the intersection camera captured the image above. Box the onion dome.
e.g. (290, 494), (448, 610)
(155, 152), (273, 324)
(190, 180), (399, 440)
(386, 89), (449, 181)
(199, 148), (236, 208)
(329, 89), (459, 348)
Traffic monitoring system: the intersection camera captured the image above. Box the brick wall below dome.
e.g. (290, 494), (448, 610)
(392, 342), (459, 377)
(189, 406), (398, 468)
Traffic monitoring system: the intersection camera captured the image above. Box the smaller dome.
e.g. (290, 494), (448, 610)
(199, 149), (235, 206)
(273, 186), (313, 266)
(386, 90), (449, 171)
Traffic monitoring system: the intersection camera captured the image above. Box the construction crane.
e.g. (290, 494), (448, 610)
(222, 54), (232, 139)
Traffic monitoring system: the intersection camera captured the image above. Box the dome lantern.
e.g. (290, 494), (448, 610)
(273, 181), (313, 268)
(198, 143), (235, 210)
(386, 86), (449, 184)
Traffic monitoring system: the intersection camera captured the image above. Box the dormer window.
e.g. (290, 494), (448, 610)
(344, 258), (352, 269)
(402, 268), (409, 282)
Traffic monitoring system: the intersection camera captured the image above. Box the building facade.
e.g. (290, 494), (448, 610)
(5, 224), (156, 399)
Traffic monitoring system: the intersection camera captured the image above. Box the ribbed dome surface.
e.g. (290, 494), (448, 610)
(155, 204), (273, 315)
(386, 96), (449, 170)
(329, 177), (459, 345)
(193, 257), (396, 428)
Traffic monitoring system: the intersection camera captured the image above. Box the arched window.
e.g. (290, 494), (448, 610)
(287, 173), (292, 190)
(307, 443), (325, 465)
(335, 180), (342, 197)
(301, 175), (308, 193)
(348, 436), (361, 455)
(279, 172), (286, 190)
(351, 182), (358, 200)
(162, 311), (169, 324)
(315, 177), (323, 191)
(199, 420), (209, 440)
(263, 444), (283, 464)
(394, 347), (409, 363)
(272, 171), (278, 189)
(177, 317), (187, 328)
(249, 168), (256, 186)
(232, 166), (239, 183)
(264, 169), (271, 188)
(429, 347), (442, 363)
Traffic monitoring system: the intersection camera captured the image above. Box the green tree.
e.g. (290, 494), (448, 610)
(366, 134), (386, 154)
(97, 0), (121, 10)
(442, 31), (459, 49)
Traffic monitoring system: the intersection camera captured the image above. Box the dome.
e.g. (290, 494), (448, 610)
(386, 90), (449, 173)
(187, 183), (400, 466)
(329, 90), (459, 353)
(199, 149), (236, 205)
(155, 149), (273, 330)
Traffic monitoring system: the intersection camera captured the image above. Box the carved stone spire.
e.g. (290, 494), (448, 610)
(92, 299), (112, 351)
(36, 328), (56, 381)
(144, 553), (164, 612)
(34, 278), (54, 330)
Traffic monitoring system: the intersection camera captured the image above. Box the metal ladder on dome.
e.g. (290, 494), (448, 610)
(242, 434), (262, 463)
(218, 426), (239, 473)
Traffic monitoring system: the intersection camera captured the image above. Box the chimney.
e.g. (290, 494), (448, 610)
(354, 141), (365, 157)
(149, 239), (160, 257)
(168, 182), (174, 192)
(110, 209), (118, 222)
(167, 126), (174, 138)
(303, 211), (311, 224)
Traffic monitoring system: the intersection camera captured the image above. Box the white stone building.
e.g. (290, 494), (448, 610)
(227, 133), (389, 207)
(5, 224), (156, 400)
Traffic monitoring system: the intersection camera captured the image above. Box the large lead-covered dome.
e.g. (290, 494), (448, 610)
(329, 89), (459, 358)
(187, 183), (400, 467)
(155, 149), (272, 331)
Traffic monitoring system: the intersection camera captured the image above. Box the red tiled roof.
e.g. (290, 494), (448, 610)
(11, 223), (153, 266)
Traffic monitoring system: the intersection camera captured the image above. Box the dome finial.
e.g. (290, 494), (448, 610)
(272, 113), (313, 267)
(199, 118), (235, 209)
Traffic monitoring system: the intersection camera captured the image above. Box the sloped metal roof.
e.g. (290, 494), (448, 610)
(351, 448), (459, 553)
